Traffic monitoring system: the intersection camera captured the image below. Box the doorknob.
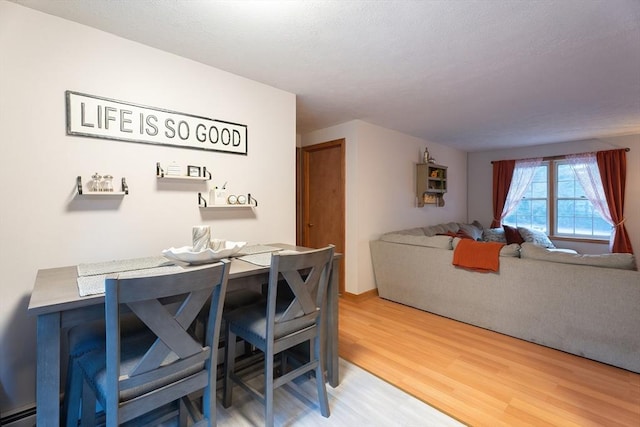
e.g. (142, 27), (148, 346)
(308, 223), (314, 227)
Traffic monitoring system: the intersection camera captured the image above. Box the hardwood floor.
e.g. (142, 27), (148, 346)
(339, 296), (640, 427)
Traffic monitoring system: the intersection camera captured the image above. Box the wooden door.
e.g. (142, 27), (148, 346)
(299, 139), (345, 294)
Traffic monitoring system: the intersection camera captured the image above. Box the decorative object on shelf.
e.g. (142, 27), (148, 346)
(102, 174), (114, 192)
(209, 182), (228, 205)
(423, 146), (435, 164)
(187, 165), (201, 177)
(237, 194), (247, 205)
(192, 225), (211, 252)
(166, 162), (182, 177)
(198, 192), (258, 208)
(90, 173), (102, 192)
(416, 163), (447, 207)
(76, 176), (128, 195)
(161, 240), (247, 264)
(227, 195), (238, 204)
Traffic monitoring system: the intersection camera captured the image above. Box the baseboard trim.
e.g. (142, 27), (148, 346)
(340, 288), (378, 302)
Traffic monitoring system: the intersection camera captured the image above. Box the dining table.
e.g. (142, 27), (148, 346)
(28, 243), (341, 427)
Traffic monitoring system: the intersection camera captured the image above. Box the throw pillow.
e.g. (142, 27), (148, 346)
(517, 227), (555, 248)
(482, 228), (507, 243)
(458, 221), (484, 241)
(503, 224), (524, 244)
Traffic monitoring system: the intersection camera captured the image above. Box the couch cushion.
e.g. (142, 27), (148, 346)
(518, 227), (555, 248)
(390, 227), (426, 236)
(423, 222), (459, 237)
(520, 242), (637, 270)
(500, 243), (522, 257)
(438, 230), (474, 240)
(381, 233), (453, 249)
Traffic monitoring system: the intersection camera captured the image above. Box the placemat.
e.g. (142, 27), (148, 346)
(237, 249), (300, 267)
(77, 255), (172, 276)
(77, 265), (184, 297)
(237, 253), (273, 267)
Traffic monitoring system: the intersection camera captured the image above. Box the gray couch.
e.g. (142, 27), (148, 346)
(370, 223), (640, 373)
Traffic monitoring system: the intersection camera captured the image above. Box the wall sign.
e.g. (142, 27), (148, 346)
(66, 91), (248, 155)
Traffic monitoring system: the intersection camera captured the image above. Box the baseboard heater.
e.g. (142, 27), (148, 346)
(1, 404), (36, 427)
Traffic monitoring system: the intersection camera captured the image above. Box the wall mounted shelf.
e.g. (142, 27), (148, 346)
(156, 162), (211, 181)
(76, 176), (128, 195)
(416, 163), (447, 207)
(198, 192), (258, 208)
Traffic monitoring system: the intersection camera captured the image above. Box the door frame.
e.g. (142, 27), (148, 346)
(297, 139), (346, 294)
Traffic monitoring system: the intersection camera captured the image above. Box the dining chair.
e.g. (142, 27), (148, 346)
(66, 261), (230, 427)
(222, 245), (335, 427)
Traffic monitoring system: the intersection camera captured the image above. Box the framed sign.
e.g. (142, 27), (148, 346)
(66, 91), (248, 155)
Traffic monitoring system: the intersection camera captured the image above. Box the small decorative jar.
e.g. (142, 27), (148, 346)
(90, 173), (102, 192)
(102, 174), (114, 192)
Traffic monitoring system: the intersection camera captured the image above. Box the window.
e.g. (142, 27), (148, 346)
(503, 159), (610, 240)
(503, 164), (548, 232)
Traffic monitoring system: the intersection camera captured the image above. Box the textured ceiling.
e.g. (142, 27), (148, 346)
(9, 0), (640, 151)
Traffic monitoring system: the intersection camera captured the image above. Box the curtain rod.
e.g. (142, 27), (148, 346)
(490, 147), (630, 164)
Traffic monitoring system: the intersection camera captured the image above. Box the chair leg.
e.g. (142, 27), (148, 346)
(265, 350), (275, 427)
(179, 398), (189, 426)
(64, 359), (83, 427)
(203, 359), (216, 425)
(313, 337), (330, 417)
(222, 326), (237, 408)
(80, 377), (97, 426)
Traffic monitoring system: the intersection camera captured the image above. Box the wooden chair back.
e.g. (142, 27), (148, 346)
(104, 261), (229, 425)
(267, 246), (334, 343)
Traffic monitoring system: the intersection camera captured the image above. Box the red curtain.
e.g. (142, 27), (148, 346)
(596, 149), (633, 254)
(490, 160), (516, 228)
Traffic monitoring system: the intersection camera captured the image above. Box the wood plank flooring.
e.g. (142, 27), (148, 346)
(339, 296), (640, 427)
(215, 359), (462, 426)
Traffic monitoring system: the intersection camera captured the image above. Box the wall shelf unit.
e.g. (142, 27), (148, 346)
(416, 163), (447, 207)
(76, 176), (128, 196)
(198, 192), (258, 208)
(156, 162), (211, 181)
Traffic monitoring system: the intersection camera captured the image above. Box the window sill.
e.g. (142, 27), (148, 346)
(549, 236), (608, 244)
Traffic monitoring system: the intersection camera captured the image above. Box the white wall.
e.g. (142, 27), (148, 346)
(468, 134), (640, 254)
(0, 2), (296, 414)
(302, 120), (468, 294)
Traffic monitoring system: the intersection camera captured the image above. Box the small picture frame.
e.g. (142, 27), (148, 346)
(187, 165), (201, 177)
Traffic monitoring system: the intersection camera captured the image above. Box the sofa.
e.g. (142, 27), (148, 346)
(370, 222), (640, 372)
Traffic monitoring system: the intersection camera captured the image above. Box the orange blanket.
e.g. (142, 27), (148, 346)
(452, 239), (505, 272)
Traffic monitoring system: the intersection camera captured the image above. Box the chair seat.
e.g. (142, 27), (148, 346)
(76, 331), (205, 403)
(225, 300), (317, 345)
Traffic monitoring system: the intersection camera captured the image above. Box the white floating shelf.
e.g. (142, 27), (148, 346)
(156, 162), (211, 180)
(157, 175), (209, 182)
(197, 193), (258, 208)
(76, 176), (128, 195)
(80, 191), (127, 196)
